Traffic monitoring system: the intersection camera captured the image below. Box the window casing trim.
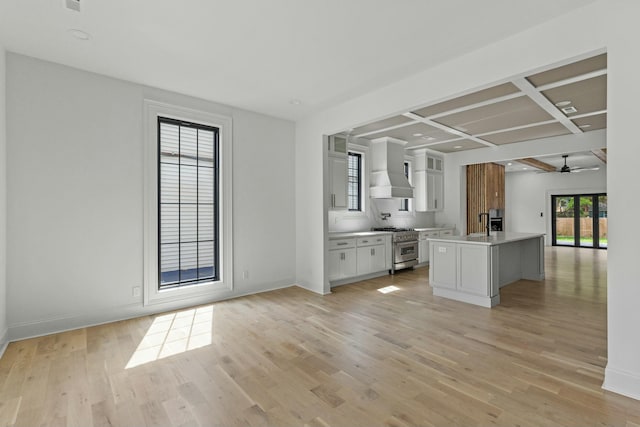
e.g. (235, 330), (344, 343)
(347, 151), (363, 212)
(144, 100), (233, 306)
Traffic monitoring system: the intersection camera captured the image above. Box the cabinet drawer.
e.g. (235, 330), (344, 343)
(420, 231), (440, 240)
(328, 238), (356, 250)
(357, 236), (386, 247)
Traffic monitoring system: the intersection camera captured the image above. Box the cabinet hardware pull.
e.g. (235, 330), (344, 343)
(337, 242), (348, 246)
(371, 248), (375, 256)
(340, 252), (345, 260)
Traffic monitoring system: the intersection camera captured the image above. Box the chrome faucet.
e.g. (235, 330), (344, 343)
(478, 212), (490, 236)
(380, 212), (391, 221)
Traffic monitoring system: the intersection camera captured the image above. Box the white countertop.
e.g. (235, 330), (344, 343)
(329, 226), (453, 239)
(328, 230), (393, 239)
(428, 231), (544, 246)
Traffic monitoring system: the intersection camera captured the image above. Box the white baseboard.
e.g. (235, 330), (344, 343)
(432, 287), (499, 308)
(7, 281), (296, 343)
(295, 280), (327, 295)
(603, 365), (640, 401)
(330, 270), (389, 288)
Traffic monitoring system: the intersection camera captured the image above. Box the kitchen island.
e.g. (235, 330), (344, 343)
(428, 232), (545, 307)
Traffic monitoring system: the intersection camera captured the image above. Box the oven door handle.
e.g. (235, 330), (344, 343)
(396, 241), (418, 249)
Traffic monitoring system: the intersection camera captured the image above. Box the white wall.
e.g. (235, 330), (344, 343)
(505, 168), (607, 244)
(6, 53), (296, 339)
(295, 1), (640, 400)
(0, 45), (7, 354)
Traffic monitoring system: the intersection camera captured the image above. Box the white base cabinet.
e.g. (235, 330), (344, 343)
(328, 238), (356, 281)
(356, 237), (386, 276)
(329, 234), (391, 286)
(328, 248), (356, 281)
(418, 229), (453, 264)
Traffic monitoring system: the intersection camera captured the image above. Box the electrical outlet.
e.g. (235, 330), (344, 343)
(242, 270), (249, 280)
(132, 286), (141, 297)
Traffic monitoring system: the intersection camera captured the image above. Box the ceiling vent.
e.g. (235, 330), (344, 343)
(65, 0), (81, 12)
(561, 106), (577, 114)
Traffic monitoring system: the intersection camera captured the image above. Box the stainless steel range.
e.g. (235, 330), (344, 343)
(372, 227), (419, 274)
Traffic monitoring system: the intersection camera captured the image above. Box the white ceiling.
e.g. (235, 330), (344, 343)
(0, 0), (596, 121)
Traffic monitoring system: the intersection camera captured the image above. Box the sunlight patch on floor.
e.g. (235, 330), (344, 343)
(377, 285), (400, 294)
(126, 305), (213, 369)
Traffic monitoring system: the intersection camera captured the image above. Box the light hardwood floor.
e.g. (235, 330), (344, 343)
(1, 247), (639, 426)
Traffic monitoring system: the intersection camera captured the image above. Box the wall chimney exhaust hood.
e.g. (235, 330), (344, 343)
(370, 137), (414, 199)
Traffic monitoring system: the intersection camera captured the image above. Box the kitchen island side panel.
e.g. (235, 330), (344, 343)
(497, 241), (523, 288)
(457, 244), (489, 296)
(521, 236), (545, 281)
(429, 241), (457, 289)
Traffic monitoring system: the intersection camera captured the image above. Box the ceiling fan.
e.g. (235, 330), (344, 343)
(560, 154), (572, 173)
(558, 154), (599, 173)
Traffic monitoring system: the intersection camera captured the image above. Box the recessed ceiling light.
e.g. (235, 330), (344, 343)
(523, 167), (528, 170)
(507, 162), (513, 166)
(453, 145), (463, 149)
(421, 136), (436, 141)
(289, 99), (301, 105)
(68, 29), (90, 40)
(579, 124), (592, 129)
(413, 133), (423, 137)
(555, 100), (572, 107)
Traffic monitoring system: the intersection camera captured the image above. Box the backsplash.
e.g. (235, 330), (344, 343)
(328, 198), (436, 232)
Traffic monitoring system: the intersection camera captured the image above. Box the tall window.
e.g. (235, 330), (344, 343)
(158, 117), (219, 289)
(347, 152), (362, 211)
(400, 161), (410, 211)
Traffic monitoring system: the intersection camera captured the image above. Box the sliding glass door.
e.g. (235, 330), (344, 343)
(551, 193), (607, 249)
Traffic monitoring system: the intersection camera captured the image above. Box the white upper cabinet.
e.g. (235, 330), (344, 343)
(328, 155), (348, 209)
(328, 136), (348, 210)
(413, 151), (444, 212)
(328, 135), (347, 155)
(427, 172), (443, 211)
(427, 156), (443, 172)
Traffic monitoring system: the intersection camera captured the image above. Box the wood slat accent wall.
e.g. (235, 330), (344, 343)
(466, 163), (505, 234)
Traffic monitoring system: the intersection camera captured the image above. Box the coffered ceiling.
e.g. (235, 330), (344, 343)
(349, 53), (607, 154)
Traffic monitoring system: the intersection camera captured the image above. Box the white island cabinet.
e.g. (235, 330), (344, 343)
(428, 232), (545, 307)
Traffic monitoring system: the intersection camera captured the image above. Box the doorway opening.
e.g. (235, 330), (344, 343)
(551, 193), (607, 249)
